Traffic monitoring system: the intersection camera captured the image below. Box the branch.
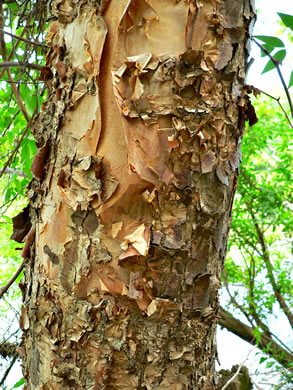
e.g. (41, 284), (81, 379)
(219, 307), (293, 368)
(0, 105), (38, 179)
(258, 89), (293, 128)
(223, 269), (254, 327)
(233, 224), (263, 258)
(0, 12), (30, 122)
(0, 27), (27, 80)
(252, 38), (293, 118)
(0, 167), (28, 177)
(0, 28), (48, 48)
(251, 378), (266, 390)
(0, 341), (17, 358)
(0, 61), (43, 71)
(1, 79), (44, 84)
(2, 108), (20, 137)
(0, 353), (19, 387)
(241, 169), (262, 192)
(0, 185), (27, 212)
(0, 260), (25, 300)
(5, 65), (30, 121)
(246, 203), (293, 329)
(224, 266), (272, 338)
(221, 348), (255, 390)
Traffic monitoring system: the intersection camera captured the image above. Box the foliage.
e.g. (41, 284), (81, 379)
(223, 97), (293, 387)
(253, 12), (293, 88)
(0, 0), (45, 309)
(2, 377), (25, 390)
(0, 1), (47, 268)
(0, 2), (47, 387)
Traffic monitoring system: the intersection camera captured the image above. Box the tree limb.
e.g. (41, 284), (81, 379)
(246, 203), (293, 329)
(0, 27), (48, 48)
(252, 38), (293, 119)
(1, 79), (44, 84)
(256, 88), (293, 129)
(219, 307), (293, 368)
(0, 9), (30, 122)
(0, 260), (25, 300)
(0, 105), (37, 179)
(0, 27), (27, 80)
(0, 167), (28, 177)
(223, 269), (254, 327)
(0, 353), (19, 387)
(0, 341), (17, 358)
(221, 348), (256, 390)
(0, 61), (43, 71)
(241, 169), (262, 192)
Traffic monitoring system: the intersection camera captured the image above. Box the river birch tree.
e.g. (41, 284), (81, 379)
(13, 0), (256, 388)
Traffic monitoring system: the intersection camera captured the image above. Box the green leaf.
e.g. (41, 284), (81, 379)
(261, 49), (286, 74)
(260, 43), (275, 57)
(266, 361), (275, 369)
(8, 2), (18, 12)
(259, 356), (268, 364)
(19, 85), (38, 117)
(273, 49), (287, 62)
(278, 13), (293, 31)
(254, 35), (285, 48)
(4, 187), (14, 203)
(262, 60), (275, 74)
(12, 378), (25, 388)
(288, 70), (293, 89)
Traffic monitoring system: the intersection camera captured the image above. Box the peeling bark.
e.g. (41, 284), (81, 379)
(16, 1), (255, 389)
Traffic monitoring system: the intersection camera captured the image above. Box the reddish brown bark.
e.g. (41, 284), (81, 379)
(17, 1), (255, 388)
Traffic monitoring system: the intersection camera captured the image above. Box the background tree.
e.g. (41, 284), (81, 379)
(219, 98), (293, 388)
(0, 2), (47, 387)
(216, 11), (293, 388)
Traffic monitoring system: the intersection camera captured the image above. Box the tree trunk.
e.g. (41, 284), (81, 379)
(18, 1), (255, 388)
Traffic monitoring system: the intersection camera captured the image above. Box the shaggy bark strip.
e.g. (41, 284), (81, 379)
(16, 0), (255, 389)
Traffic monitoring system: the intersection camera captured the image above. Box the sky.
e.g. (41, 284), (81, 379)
(1, 0), (293, 388)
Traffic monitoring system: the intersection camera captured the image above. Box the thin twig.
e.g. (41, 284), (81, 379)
(0, 340), (17, 359)
(0, 186), (27, 215)
(0, 106), (37, 179)
(251, 378), (265, 390)
(0, 353), (19, 387)
(241, 169), (262, 191)
(0, 27), (47, 48)
(223, 269), (254, 326)
(2, 108), (20, 137)
(0, 27), (27, 80)
(1, 79), (44, 84)
(252, 38), (293, 118)
(221, 347), (256, 390)
(246, 201), (293, 329)
(1, 294), (21, 316)
(256, 88), (293, 128)
(223, 269), (289, 353)
(0, 13), (30, 121)
(0, 167), (28, 177)
(0, 260), (25, 300)
(0, 60), (43, 71)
